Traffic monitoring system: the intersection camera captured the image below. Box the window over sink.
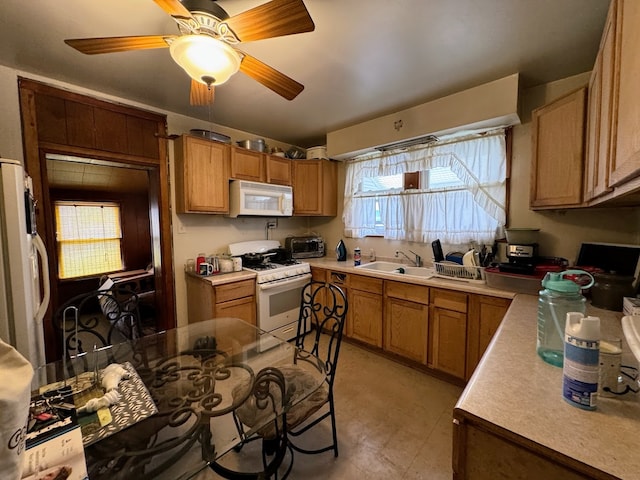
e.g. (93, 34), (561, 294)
(343, 128), (508, 245)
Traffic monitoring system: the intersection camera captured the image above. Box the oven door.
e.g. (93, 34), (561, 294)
(257, 273), (312, 345)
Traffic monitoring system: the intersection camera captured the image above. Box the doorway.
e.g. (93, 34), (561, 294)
(18, 78), (176, 362)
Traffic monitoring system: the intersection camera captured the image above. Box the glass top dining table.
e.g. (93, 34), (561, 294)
(30, 317), (326, 480)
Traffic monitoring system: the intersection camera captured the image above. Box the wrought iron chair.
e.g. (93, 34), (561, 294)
(286, 280), (348, 458)
(232, 281), (348, 478)
(53, 286), (143, 361)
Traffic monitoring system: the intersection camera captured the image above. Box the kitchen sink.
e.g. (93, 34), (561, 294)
(356, 261), (435, 279)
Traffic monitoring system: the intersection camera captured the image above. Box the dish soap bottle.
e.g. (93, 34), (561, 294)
(537, 270), (594, 367)
(354, 247), (361, 266)
(336, 239), (347, 261)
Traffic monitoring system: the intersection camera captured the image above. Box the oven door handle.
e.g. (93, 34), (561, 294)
(258, 273), (312, 291)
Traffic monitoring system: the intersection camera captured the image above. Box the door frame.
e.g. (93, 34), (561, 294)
(18, 78), (176, 361)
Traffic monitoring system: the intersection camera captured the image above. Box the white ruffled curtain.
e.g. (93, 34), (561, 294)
(343, 130), (506, 244)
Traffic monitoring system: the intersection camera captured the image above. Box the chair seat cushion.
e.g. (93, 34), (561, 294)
(233, 365), (328, 439)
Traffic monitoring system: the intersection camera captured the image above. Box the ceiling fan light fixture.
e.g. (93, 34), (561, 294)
(169, 35), (240, 86)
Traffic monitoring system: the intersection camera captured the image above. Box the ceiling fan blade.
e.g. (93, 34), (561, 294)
(65, 35), (176, 54)
(225, 0), (315, 42)
(153, 0), (194, 20)
(239, 53), (303, 100)
(190, 80), (215, 106)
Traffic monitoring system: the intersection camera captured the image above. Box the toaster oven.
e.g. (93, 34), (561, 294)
(285, 236), (325, 258)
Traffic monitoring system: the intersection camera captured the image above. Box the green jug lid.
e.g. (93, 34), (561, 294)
(542, 270), (593, 293)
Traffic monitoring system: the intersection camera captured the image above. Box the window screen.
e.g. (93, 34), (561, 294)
(55, 201), (123, 279)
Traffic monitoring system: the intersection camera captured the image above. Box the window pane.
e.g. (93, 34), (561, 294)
(361, 174), (403, 192)
(55, 202), (123, 279)
(59, 239), (123, 279)
(427, 167), (464, 189)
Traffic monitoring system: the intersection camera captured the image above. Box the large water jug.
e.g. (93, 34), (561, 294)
(537, 270), (594, 367)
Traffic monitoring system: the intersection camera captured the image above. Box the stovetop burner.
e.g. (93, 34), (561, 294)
(243, 259), (300, 272)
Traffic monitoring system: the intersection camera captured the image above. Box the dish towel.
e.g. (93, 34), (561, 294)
(0, 338), (34, 479)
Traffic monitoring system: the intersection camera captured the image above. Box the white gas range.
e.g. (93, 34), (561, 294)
(228, 241), (311, 345)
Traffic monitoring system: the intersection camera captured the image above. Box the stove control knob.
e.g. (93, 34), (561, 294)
(264, 274), (274, 282)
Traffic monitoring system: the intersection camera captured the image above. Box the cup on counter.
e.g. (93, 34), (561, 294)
(599, 338), (623, 397)
(185, 258), (195, 273)
(199, 262), (214, 276)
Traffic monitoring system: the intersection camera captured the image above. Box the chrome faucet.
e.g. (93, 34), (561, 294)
(395, 250), (422, 267)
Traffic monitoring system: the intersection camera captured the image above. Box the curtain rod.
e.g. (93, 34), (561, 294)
(347, 127), (507, 164)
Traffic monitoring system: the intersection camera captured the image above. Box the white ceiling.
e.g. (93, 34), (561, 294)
(0, 0), (609, 148)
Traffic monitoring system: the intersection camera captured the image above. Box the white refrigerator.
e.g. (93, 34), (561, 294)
(0, 159), (50, 367)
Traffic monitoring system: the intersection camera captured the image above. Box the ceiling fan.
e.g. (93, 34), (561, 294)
(64, 0), (315, 105)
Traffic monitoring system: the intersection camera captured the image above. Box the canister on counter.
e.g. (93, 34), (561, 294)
(232, 257), (243, 272)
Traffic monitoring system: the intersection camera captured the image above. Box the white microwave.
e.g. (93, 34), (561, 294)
(228, 180), (293, 217)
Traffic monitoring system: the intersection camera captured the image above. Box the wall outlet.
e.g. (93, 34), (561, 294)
(267, 219), (278, 229)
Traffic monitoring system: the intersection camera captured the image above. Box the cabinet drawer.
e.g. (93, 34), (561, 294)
(328, 271), (348, 286)
(350, 274), (383, 294)
(431, 288), (467, 313)
(385, 281), (429, 305)
(215, 279), (255, 303)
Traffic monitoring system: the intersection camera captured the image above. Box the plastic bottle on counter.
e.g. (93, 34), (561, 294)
(354, 247), (361, 266)
(537, 270), (594, 367)
(562, 313), (600, 410)
(196, 253), (206, 272)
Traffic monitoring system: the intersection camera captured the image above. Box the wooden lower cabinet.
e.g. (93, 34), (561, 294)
(466, 295), (512, 380)
(308, 267), (511, 383)
(453, 415), (591, 480)
(429, 288), (468, 379)
(348, 275), (383, 347)
(186, 274), (256, 326)
(384, 281), (429, 363)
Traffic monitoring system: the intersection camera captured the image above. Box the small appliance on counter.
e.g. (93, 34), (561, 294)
(336, 240), (347, 261)
(499, 228), (541, 275)
(284, 235), (325, 259)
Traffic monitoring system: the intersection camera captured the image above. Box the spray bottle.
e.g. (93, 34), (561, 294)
(562, 312), (600, 410)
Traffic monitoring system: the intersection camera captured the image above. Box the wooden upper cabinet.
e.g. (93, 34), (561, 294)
(584, 3), (616, 202)
(230, 146), (265, 182)
(292, 159), (337, 216)
(266, 154), (292, 185)
(174, 135), (230, 214)
(609, 0), (640, 187)
(530, 87), (587, 209)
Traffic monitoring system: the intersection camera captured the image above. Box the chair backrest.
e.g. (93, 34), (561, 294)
(53, 286), (142, 359)
(295, 281), (348, 390)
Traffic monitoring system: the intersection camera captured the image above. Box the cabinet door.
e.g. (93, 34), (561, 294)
(530, 87), (587, 209)
(610, 0), (640, 186)
(266, 155), (292, 185)
(350, 289), (383, 347)
(429, 306), (467, 379)
(215, 296), (256, 326)
(293, 159), (337, 216)
(384, 296), (428, 363)
(466, 295), (511, 380)
(230, 147), (265, 182)
(175, 135), (230, 214)
(584, 4), (616, 202)
(186, 274), (214, 324)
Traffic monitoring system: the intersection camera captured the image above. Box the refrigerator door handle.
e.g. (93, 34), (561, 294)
(32, 233), (50, 323)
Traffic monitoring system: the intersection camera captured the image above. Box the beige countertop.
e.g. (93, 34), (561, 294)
(306, 258), (516, 299)
(455, 294), (640, 478)
(186, 270), (256, 285)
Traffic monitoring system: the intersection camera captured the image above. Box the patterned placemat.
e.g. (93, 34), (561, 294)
(80, 362), (157, 446)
